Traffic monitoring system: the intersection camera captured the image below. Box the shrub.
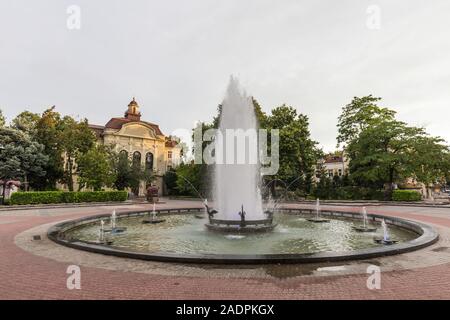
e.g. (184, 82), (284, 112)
(392, 189), (421, 201)
(10, 190), (128, 205)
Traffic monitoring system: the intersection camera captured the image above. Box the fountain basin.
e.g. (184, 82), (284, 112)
(47, 207), (439, 264)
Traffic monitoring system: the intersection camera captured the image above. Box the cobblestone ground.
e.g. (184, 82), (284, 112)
(1, 200), (450, 299)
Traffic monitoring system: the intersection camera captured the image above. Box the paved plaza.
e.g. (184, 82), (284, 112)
(1, 200), (450, 299)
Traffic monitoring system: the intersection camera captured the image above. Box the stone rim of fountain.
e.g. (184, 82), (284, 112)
(47, 207), (439, 265)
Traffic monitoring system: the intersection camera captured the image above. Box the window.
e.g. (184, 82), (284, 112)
(119, 150), (128, 158)
(338, 169), (342, 176)
(168, 151), (172, 159)
(145, 152), (154, 172)
(132, 151), (141, 167)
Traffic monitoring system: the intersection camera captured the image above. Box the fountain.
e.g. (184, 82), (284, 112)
(142, 203), (166, 224)
(204, 77), (276, 233)
(49, 77), (437, 264)
(307, 199), (330, 223)
(104, 210), (127, 234)
(374, 219), (398, 245)
(352, 207), (377, 232)
(98, 219), (113, 245)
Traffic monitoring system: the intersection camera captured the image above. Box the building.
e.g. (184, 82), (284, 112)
(66, 98), (181, 196)
(316, 154), (348, 179)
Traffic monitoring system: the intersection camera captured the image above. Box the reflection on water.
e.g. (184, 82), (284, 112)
(65, 212), (417, 255)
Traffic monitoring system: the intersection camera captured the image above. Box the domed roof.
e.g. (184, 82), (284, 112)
(128, 97), (138, 106)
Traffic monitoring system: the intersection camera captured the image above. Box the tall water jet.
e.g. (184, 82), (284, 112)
(214, 77), (263, 220)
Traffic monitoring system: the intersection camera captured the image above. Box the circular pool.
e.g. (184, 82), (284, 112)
(48, 207), (438, 264)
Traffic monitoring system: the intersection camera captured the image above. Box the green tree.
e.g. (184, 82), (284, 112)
(59, 116), (95, 191)
(337, 95), (396, 147)
(163, 168), (178, 195)
(265, 105), (321, 196)
(113, 152), (153, 193)
(33, 107), (64, 190)
(0, 127), (48, 202)
(0, 109), (5, 127)
(346, 116), (450, 199)
(175, 162), (204, 197)
(77, 145), (116, 191)
(409, 135), (450, 197)
(11, 111), (40, 136)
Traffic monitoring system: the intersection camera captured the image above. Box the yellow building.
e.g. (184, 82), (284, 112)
(87, 98), (181, 196)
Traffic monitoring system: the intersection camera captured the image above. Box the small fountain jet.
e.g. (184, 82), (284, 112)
(104, 210), (127, 234)
(307, 198), (330, 223)
(98, 219), (113, 245)
(374, 219), (398, 245)
(352, 207), (377, 232)
(142, 202), (166, 224)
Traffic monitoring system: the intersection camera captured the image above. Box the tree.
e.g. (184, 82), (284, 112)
(163, 168), (178, 195)
(338, 96), (450, 199)
(59, 116), (95, 191)
(0, 127), (48, 202)
(0, 109), (5, 127)
(409, 135), (450, 197)
(33, 107), (65, 190)
(264, 105), (321, 196)
(113, 152), (153, 193)
(346, 115), (450, 199)
(11, 111), (40, 136)
(337, 95), (396, 147)
(77, 145), (116, 191)
(175, 162), (204, 197)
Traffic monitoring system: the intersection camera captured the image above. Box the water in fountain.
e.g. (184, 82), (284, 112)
(151, 203), (156, 220)
(214, 77), (264, 220)
(111, 210), (116, 229)
(362, 207), (367, 228)
(99, 219), (105, 241)
(315, 198), (320, 219)
(381, 219), (390, 241)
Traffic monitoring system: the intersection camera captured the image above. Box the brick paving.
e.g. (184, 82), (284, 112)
(1, 200), (450, 299)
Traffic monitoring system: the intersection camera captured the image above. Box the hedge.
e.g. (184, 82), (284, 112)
(10, 191), (128, 205)
(391, 189), (421, 201)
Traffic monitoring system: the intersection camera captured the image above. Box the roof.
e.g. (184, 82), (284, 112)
(324, 156), (344, 164)
(104, 117), (164, 136)
(88, 124), (105, 138)
(165, 140), (178, 148)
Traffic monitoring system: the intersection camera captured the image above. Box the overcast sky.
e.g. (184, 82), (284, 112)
(1, 0), (450, 152)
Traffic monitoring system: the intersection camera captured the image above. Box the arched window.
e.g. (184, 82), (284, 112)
(145, 152), (154, 173)
(119, 150), (128, 159)
(132, 151), (141, 167)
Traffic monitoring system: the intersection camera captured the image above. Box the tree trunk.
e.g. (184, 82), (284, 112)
(67, 155), (74, 191)
(24, 174), (29, 192)
(384, 168), (395, 201)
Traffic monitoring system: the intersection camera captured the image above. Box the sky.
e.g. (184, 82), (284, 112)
(1, 0), (450, 152)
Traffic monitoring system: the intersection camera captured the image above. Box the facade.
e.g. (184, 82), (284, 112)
(316, 154), (348, 179)
(61, 98), (181, 196)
